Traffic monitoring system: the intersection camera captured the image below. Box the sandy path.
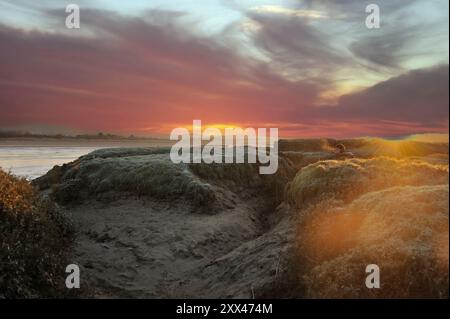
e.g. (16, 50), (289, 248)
(66, 194), (278, 298)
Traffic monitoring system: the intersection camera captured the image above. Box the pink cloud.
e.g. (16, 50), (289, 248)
(0, 10), (448, 138)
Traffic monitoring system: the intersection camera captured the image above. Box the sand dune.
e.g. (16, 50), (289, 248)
(298, 185), (448, 298)
(287, 157), (448, 208)
(24, 138), (449, 298)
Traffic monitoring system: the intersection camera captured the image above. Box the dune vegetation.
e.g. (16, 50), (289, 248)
(34, 149), (217, 208)
(2, 137), (449, 298)
(298, 184), (449, 298)
(287, 157), (448, 208)
(288, 156), (449, 298)
(0, 169), (73, 298)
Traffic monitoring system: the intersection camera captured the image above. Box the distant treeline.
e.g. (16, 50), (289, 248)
(0, 130), (160, 140)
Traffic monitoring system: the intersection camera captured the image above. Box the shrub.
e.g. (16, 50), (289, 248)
(0, 169), (73, 298)
(297, 185), (449, 298)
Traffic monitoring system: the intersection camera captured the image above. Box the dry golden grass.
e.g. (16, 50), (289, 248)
(0, 169), (73, 298)
(287, 157), (448, 208)
(0, 169), (36, 214)
(290, 157), (449, 298)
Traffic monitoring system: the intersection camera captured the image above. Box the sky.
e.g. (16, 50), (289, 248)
(0, 0), (448, 138)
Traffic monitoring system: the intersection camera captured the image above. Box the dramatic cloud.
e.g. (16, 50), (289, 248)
(0, 10), (320, 133)
(349, 27), (417, 69)
(334, 65), (449, 126)
(247, 12), (349, 80)
(0, 1), (448, 137)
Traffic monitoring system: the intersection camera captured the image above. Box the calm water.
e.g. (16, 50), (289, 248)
(0, 147), (104, 180)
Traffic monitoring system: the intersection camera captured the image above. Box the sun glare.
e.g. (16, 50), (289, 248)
(365, 138), (426, 157)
